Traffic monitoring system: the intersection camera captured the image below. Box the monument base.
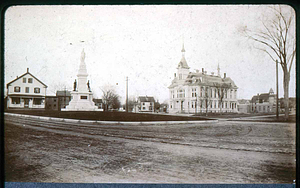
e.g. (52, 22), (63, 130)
(65, 91), (98, 111)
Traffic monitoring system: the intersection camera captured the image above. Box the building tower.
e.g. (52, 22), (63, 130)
(177, 43), (190, 80)
(65, 49), (98, 111)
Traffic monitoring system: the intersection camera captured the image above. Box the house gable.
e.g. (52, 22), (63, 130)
(7, 72), (47, 88)
(7, 72), (47, 96)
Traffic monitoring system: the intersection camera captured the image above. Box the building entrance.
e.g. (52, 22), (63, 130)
(24, 99), (29, 108)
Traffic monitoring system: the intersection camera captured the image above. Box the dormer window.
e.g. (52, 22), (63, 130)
(23, 78), (26, 83)
(14, 86), (20, 92)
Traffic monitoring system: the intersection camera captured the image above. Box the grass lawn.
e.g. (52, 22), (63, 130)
(5, 109), (212, 122)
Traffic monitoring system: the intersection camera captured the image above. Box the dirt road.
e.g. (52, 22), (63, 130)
(5, 115), (296, 183)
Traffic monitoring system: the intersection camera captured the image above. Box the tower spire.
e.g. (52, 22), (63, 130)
(178, 42), (189, 69)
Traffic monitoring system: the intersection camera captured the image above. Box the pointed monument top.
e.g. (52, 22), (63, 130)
(81, 48), (85, 63)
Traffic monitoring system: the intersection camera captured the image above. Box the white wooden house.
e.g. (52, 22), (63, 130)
(6, 68), (47, 109)
(137, 96), (155, 112)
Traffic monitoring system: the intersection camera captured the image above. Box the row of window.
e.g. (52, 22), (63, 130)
(11, 97), (43, 105)
(14, 86), (40, 93)
(170, 101), (237, 109)
(141, 106), (153, 110)
(23, 78), (33, 83)
(252, 105), (272, 112)
(190, 101), (237, 109)
(141, 102), (153, 106)
(171, 88), (237, 99)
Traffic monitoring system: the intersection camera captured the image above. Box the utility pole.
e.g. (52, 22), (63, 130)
(126, 76), (128, 112)
(276, 60), (279, 119)
(64, 86), (66, 109)
(195, 93), (197, 114)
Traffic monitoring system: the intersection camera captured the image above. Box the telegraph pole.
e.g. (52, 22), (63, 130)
(126, 76), (128, 112)
(276, 60), (279, 119)
(64, 86), (66, 109)
(195, 93), (197, 114)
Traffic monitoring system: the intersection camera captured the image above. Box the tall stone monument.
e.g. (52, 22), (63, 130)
(65, 49), (98, 111)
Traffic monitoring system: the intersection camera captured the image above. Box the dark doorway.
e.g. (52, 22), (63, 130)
(24, 99), (29, 108)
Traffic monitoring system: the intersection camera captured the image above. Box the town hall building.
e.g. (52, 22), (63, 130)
(6, 68), (47, 109)
(168, 45), (238, 114)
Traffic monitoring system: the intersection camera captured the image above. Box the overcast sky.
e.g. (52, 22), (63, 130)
(4, 5), (296, 103)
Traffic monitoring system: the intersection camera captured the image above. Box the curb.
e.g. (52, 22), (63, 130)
(4, 112), (218, 125)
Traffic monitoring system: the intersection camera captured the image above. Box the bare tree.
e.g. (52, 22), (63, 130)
(101, 85), (121, 111)
(49, 82), (71, 94)
(241, 5), (295, 120)
(198, 86), (212, 116)
(214, 83), (231, 115)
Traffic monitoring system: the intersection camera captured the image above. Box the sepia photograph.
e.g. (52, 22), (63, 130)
(4, 5), (296, 185)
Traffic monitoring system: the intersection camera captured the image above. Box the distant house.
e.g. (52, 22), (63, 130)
(159, 103), (168, 113)
(137, 96), (155, 112)
(250, 88), (277, 113)
(93, 98), (104, 110)
(45, 90), (71, 111)
(237, 99), (251, 114)
(45, 96), (59, 110)
(6, 68), (47, 109)
(56, 90), (72, 109)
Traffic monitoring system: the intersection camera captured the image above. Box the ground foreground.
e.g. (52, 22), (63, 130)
(5, 114), (296, 183)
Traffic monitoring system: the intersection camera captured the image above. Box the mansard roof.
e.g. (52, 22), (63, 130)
(251, 92), (276, 103)
(169, 72), (238, 89)
(6, 70), (48, 88)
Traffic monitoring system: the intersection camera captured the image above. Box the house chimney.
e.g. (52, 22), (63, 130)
(196, 69), (199, 73)
(27, 68), (29, 73)
(202, 68), (204, 73)
(224, 73), (226, 78)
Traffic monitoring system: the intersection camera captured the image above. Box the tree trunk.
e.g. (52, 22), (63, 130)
(283, 69), (290, 121)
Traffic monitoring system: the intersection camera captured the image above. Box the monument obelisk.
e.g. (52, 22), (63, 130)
(65, 49), (98, 111)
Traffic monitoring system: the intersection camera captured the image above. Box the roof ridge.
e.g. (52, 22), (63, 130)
(6, 71), (47, 88)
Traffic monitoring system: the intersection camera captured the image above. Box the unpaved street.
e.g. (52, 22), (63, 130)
(5, 115), (296, 183)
